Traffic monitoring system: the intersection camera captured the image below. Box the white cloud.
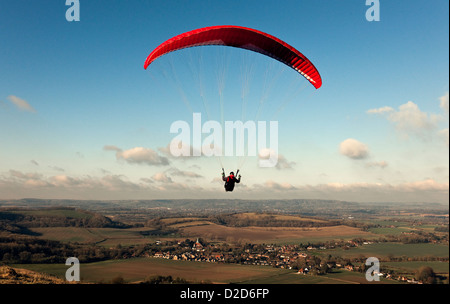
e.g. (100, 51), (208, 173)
(48, 165), (65, 172)
(7, 95), (36, 113)
(48, 173), (142, 191)
(298, 179), (449, 197)
(9, 169), (43, 180)
(439, 128), (449, 146)
(103, 145), (121, 152)
(258, 148), (296, 169)
(263, 180), (297, 191)
(50, 175), (81, 187)
(275, 154), (296, 170)
(140, 177), (154, 184)
(399, 179), (449, 192)
(1, 169), (447, 203)
(104, 146), (170, 166)
(100, 174), (142, 191)
(120, 147), (169, 166)
(245, 178), (448, 203)
(167, 167), (203, 178)
(366, 106), (394, 114)
(368, 101), (442, 139)
(439, 92), (449, 114)
(389, 101), (441, 136)
(155, 182), (190, 192)
(286, 179), (449, 203)
(152, 172), (173, 183)
(7, 170), (51, 187)
(339, 138), (369, 160)
(23, 179), (49, 187)
(438, 93), (449, 146)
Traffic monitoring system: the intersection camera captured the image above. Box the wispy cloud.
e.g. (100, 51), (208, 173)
(439, 92), (449, 114)
(152, 172), (173, 183)
(262, 180), (297, 191)
(48, 165), (65, 172)
(439, 128), (449, 146)
(258, 148), (296, 169)
(248, 178), (449, 203)
(104, 145), (170, 166)
(439, 92), (449, 146)
(166, 167), (203, 178)
(365, 160), (388, 168)
(0, 169), (447, 203)
(368, 100), (442, 140)
(366, 106), (394, 114)
(7, 95), (36, 113)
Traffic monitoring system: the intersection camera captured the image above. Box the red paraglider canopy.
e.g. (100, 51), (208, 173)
(144, 25), (322, 89)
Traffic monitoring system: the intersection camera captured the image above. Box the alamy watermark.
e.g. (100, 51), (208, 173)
(65, 257), (80, 281)
(169, 113), (279, 167)
(65, 0), (80, 22)
(365, 0), (380, 22)
(365, 257), (381, 281)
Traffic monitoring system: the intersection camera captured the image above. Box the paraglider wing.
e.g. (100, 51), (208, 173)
(144, 25), (322, 89)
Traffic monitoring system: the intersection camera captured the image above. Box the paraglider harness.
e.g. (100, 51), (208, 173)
(222, 168), (240, 192)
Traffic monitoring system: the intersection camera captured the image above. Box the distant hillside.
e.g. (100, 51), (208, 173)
(0, 207), (130, 236)
(2, 198), (447, 216)
(213, 212), (335, 227)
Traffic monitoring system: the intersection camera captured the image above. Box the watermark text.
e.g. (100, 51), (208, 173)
(65, 0), (80, 22)
(366, 0), (380, 22)
(169, 113), (279, 167)
(65, 257), (80, 281)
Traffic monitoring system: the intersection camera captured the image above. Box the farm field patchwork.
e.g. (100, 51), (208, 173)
(2, 201), (448, 285)
(179, 223), (376, 244)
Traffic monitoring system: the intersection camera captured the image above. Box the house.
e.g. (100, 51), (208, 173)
(297, 267), (309, 274)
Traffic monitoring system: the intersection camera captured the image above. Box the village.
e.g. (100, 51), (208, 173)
(140, 238), (429, 283)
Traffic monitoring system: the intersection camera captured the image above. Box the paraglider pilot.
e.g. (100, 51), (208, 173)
(222, 168), (241, 192)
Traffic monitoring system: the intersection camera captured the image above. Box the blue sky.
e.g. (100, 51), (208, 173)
(0, 0), (448, 203)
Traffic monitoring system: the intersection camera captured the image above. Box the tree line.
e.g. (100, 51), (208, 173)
(0, 208), (131, 234)
(0, 237), (143, 264)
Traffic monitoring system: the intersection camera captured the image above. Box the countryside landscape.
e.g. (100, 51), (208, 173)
(1, 1), (448, 303)
(1, 199), (448, 285)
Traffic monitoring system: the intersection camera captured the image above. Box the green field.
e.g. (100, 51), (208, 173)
(14, 258), (405, 284)
(383, 261), (449, 274)
(242, 269), (400, 284)
(14, 258), (290, 284)
(368, 227), (414, 235)
(30, 227), (159, 245)
(323, 243), (449, 259)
